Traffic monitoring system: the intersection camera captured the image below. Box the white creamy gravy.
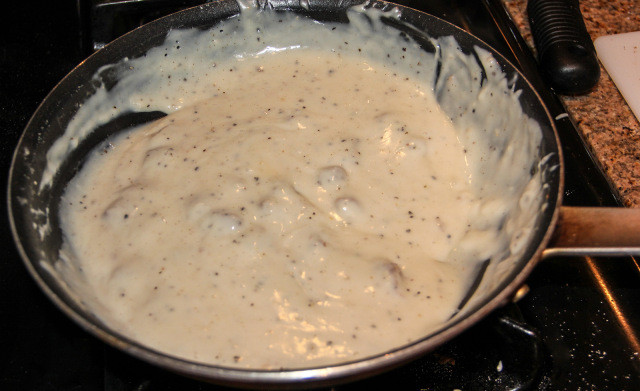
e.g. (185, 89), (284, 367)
(50, 4), (545, 370)
(61, 49), (476, 369)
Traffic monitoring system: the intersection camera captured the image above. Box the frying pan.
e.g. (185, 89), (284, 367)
(7, 0), (640, 387)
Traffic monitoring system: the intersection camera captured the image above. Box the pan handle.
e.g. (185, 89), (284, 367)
(542, 206), (640, 259)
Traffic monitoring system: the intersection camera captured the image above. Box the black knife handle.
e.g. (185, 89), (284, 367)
(527, 0), (600, 94)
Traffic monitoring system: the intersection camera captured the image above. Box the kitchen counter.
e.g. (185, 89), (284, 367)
(504, 0), (640, 207)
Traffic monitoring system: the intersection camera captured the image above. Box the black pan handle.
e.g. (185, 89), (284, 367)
(527, 0), (600, 94)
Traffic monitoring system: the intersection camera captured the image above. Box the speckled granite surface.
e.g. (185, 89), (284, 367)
(504, 0), (640, 206)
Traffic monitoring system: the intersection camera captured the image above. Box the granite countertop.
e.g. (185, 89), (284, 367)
(504, 0), (640, 207)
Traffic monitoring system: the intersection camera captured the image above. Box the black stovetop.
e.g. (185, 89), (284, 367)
(1, 1), (639, 390)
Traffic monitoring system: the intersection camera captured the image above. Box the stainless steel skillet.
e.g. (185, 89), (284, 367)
(7, 0), (640, 388)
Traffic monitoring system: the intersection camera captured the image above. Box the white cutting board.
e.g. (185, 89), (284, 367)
(594, 31), (640, 121)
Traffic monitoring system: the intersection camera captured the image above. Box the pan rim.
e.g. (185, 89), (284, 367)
(7, 0), (564, 386)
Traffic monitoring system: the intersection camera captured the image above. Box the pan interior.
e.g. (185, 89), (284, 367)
(9, 0), (559, 382)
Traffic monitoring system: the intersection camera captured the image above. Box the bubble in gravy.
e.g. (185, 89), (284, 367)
(317, 165), (348, 191)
